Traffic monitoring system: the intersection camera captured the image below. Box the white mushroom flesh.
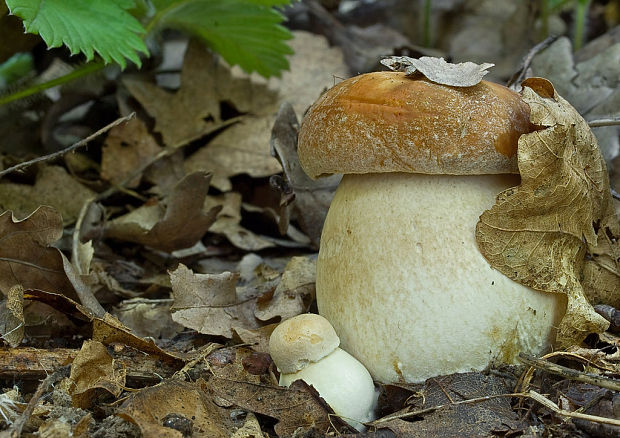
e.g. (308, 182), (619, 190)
(317, 172), (567, 383)
(279, 347), (377, 431)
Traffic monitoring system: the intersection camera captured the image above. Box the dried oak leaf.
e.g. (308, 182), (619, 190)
(118, 379), (232, 438)
(208, 378), (333, 437)
(69, 340), (126, 409)
(105, 172), (221, 252)
(476, 77), (616, 347)
(377, 373), (523, 438)
(0, 206), (76, 299)
(0, 165), (95, 225)
(169, 264), (260, 338)
(101, 117), (163, 188)
(124, 40), (278, 148)
(254, 255), (316, 322)
(0, 284), (24, 347)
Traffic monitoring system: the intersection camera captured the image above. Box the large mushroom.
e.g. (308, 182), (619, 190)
(297, 71), (567, 383)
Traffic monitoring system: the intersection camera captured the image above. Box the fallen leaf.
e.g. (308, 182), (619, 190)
(204, 192), (276, 251)
(476, 77), (615, 346)
(185, 116), (282, 192)
(0, 206), (76, 299)
(118, 379), (233, 438)
(170, 264), (259, 338)
(254, 255), (316, 322)
(92, 313), (185, 367)
(208, 378), (333, 437)
(69, 340), (126, 409)
(532, 36), (620, 161)
(124, 40), (278, 148)
(230, 412), (264, 438)
(105, 172), (221, 252)
(0, 165), (95, 225)
(114, 298), (184, 340)
(0, 284), (24, 347)
(233, 324), (278, 354)
(101, 117), (163, 188)
(381, 56), (494, 87)
(185, 31), (348, 192)
(376, 373), (523, 438)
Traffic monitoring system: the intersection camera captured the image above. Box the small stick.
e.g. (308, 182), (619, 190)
(507, 36), (559, 88)
(518, 353), (620, 392)
(370, 392), (528, 425)
(588, 117), (620, 127)
(528, 390), (620, 427)
(370, 390), (620, 427)
(9, 365), (70, 438)
(0, 113), (135, 179)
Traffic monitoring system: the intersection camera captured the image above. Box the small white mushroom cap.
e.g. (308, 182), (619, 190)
(269, 314), (377, 431)
(269, 313), (340, 374)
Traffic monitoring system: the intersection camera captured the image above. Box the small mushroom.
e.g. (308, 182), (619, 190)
(297, 71), (567, 383)
(269, 313), (377, 431)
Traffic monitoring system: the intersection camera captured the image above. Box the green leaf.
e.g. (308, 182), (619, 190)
(150, 0), (294, 78)
(6, 0), (149, 68)
(0, 52), (33, 88)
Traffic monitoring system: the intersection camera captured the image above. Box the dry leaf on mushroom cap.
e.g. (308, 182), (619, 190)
(476, 77), (619, 347)
(381, 55), (494, 87)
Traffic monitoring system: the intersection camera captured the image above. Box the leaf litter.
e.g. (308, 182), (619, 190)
(0, 14), (619, 438)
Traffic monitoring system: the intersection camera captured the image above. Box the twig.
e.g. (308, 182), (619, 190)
(9, 365), (70, 438)
(528, 390), (620, 427)
(0, 113), (135, 178)
(507, 36), (559, 88)
(370, 392), (528, 425)
(588, 117), (620, 127)
(369, 390), (620, 428)
(518, 353), (620, 392)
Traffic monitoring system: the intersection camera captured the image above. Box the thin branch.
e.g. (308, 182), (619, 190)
(507, 36), (559, 88)
(528, 390), (620, 427)
(588, 117), (620, 127)
(369, 390), (620, 428)
(518, 353), (620, 392)
(9, 365), (70, 438)
(370, 392), (528, 425)
(0, 113), (135, 179)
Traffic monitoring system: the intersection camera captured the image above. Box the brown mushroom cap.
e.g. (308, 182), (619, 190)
(298, 71), (534, 179)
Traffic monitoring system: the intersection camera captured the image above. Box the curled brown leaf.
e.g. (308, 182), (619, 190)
(476, 77), (618, 347)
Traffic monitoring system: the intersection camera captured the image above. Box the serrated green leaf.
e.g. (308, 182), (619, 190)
(0, 52), (33, 88)
(6, 0), (149, 68)
(150, 0), (294, 78)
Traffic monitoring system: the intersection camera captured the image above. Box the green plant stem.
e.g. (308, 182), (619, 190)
(0, 60), (105, 106)
(573, 0), (590, 51)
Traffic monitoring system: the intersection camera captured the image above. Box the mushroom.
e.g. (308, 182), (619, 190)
(269, 313), (377, 431)
(297, 71), (567, 383)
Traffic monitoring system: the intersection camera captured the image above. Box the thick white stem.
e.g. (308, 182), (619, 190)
(317, 172), (567, 383)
